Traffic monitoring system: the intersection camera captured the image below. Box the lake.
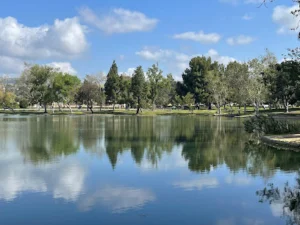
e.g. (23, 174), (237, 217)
(0, 114), (299, 225)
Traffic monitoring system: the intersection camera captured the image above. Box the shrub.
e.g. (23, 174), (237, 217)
(244, 114), (300, 135)
(19, 99), (29, 109)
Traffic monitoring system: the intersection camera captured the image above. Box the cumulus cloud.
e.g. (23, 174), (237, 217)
(220, 0), (263, 5)
(79, 7), (158, 34)
(0, 56), (25, 75)
(173, 31), (221, 44)
(136, 47), (237, 80)
(173, 177), (219, 191)
(47, 62), (77, 74)
(0, 16), (88, 59)
(226, 35), (255, 45)
(0, 16), (87, 76)
(242, 14), (253, 20)
(78, 186), (155, 213)
(120, 67), (135, 76)
(272, 4), (299, 34)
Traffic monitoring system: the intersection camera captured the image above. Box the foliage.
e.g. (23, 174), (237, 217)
(244, 114), (300, 135)
(147, 63), (163, 110)
(76, 78), (98, 113)
(19, 99), (29, 108)
(104, 60), (120, 109)
(131, 66), (147, 114)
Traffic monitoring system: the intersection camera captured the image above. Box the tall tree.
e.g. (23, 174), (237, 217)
(52, 73), (81, 113)
(147, 63), (163, 110)
(20, 65), (56, 113)
(274, 60), (300, 112)
(247, 58), (268, 115)
(182, 56), (218, 108)
(225, 61), (249, 113)
(206, 65), (227, 115)
(104, 61), (120, 110)
(76, 78), (98, 113)
(119, 74), (133, 109)
(131, 66), (147, 114)
(86, 73), (106, 111)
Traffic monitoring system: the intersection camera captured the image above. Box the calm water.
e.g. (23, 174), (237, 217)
(0, 115), (300, 225)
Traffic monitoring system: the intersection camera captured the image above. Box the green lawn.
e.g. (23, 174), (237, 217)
(1, 106), (300, 117)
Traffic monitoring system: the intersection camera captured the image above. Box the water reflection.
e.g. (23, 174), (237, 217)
(0, 115), (300, 224)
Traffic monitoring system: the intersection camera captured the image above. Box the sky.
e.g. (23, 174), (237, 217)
(0, 0), (299, 80)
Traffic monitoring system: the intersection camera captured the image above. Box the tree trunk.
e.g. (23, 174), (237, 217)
(244, 104), (246, 114)
(68, 104), (73, 113)
(136, 107), (140, 114)
(44, 105), (47, 113)
(217, 103), (221, 115)
(99, 104), (102, 111)
(152, 102), (155, 111)
(238, 105), (241, 115)
(254, 103), (259, 115)
(208, 102), (212, 110)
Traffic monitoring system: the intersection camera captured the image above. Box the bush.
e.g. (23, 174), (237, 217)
(19, 99), (29, 109)
(244, 114), (300, 135)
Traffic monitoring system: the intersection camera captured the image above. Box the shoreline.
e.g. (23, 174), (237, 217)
(261, 135), (300, 152)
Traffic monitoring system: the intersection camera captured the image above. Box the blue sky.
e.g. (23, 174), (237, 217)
(0, 0), (298, 80)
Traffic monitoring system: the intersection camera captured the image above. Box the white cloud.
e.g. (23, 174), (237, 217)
(242, 14), (253, 20)
(206, 49), (237, 65)
(220, 0), (263, 5)
(78, 186), (155, 213)
(79, 7), (158, 34)
(136, 47), (237, 80)
(173, 177), (219, 191)
(47, 62), (77, 74)
(0, 16), (88, 60)
(226, 36), (253, 46)
(120, 67), (135, 76)
(226, 35), (255, 45)
(0, 56), (25, 75)
(225, 176), (252, 186)
(272, 4), (299, 34)
(173, 31), (221, 44)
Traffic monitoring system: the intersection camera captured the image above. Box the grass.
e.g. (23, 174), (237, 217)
(1, 106), (300, 117)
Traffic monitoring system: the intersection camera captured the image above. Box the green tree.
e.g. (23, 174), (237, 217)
(76, 78), (98, 113)
(131, 66), (147, 114)
(52, 73), (81, 113)
(147, 63), (163, 110)
(225, 61), (249, 113)
(119, 74), (133, 108)
(274, 60), (300, 112)
(182, 56), (218, 108)
(105, 60), (120, 110)
(21, 65), (56, 113)
(206, 65), (227, 115)
(182, 92), (195, 112)
(156, 74), (177, 107)
(85, 73), (106, 111)
(247, 58), (268, 115)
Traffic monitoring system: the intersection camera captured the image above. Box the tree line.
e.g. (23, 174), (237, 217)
(0, 50), (300, 114)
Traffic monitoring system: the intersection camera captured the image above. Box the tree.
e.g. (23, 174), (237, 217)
(131, 66), (147, 114)
(206, 65), (227, 115)
(76, 78), (98, 113)
(247, 58), (268, 115)
(274, 60), (300, 113)
(182, 56), (218, 108)
(20, 65), (56, 113)
(156, 74), (177, 107)
(86, 73), (106, 111)
(104, 61), (120, 110)
(182, 92), (195, 112)
(119, 74), (133, 109)
(0, 90), (16, 111)
(225, 61), (249, 113)
(52, 73), (81, 113)
(147, 63), (163, 110)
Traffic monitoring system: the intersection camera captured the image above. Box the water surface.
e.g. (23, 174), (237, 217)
(0, 115), (299, 225)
